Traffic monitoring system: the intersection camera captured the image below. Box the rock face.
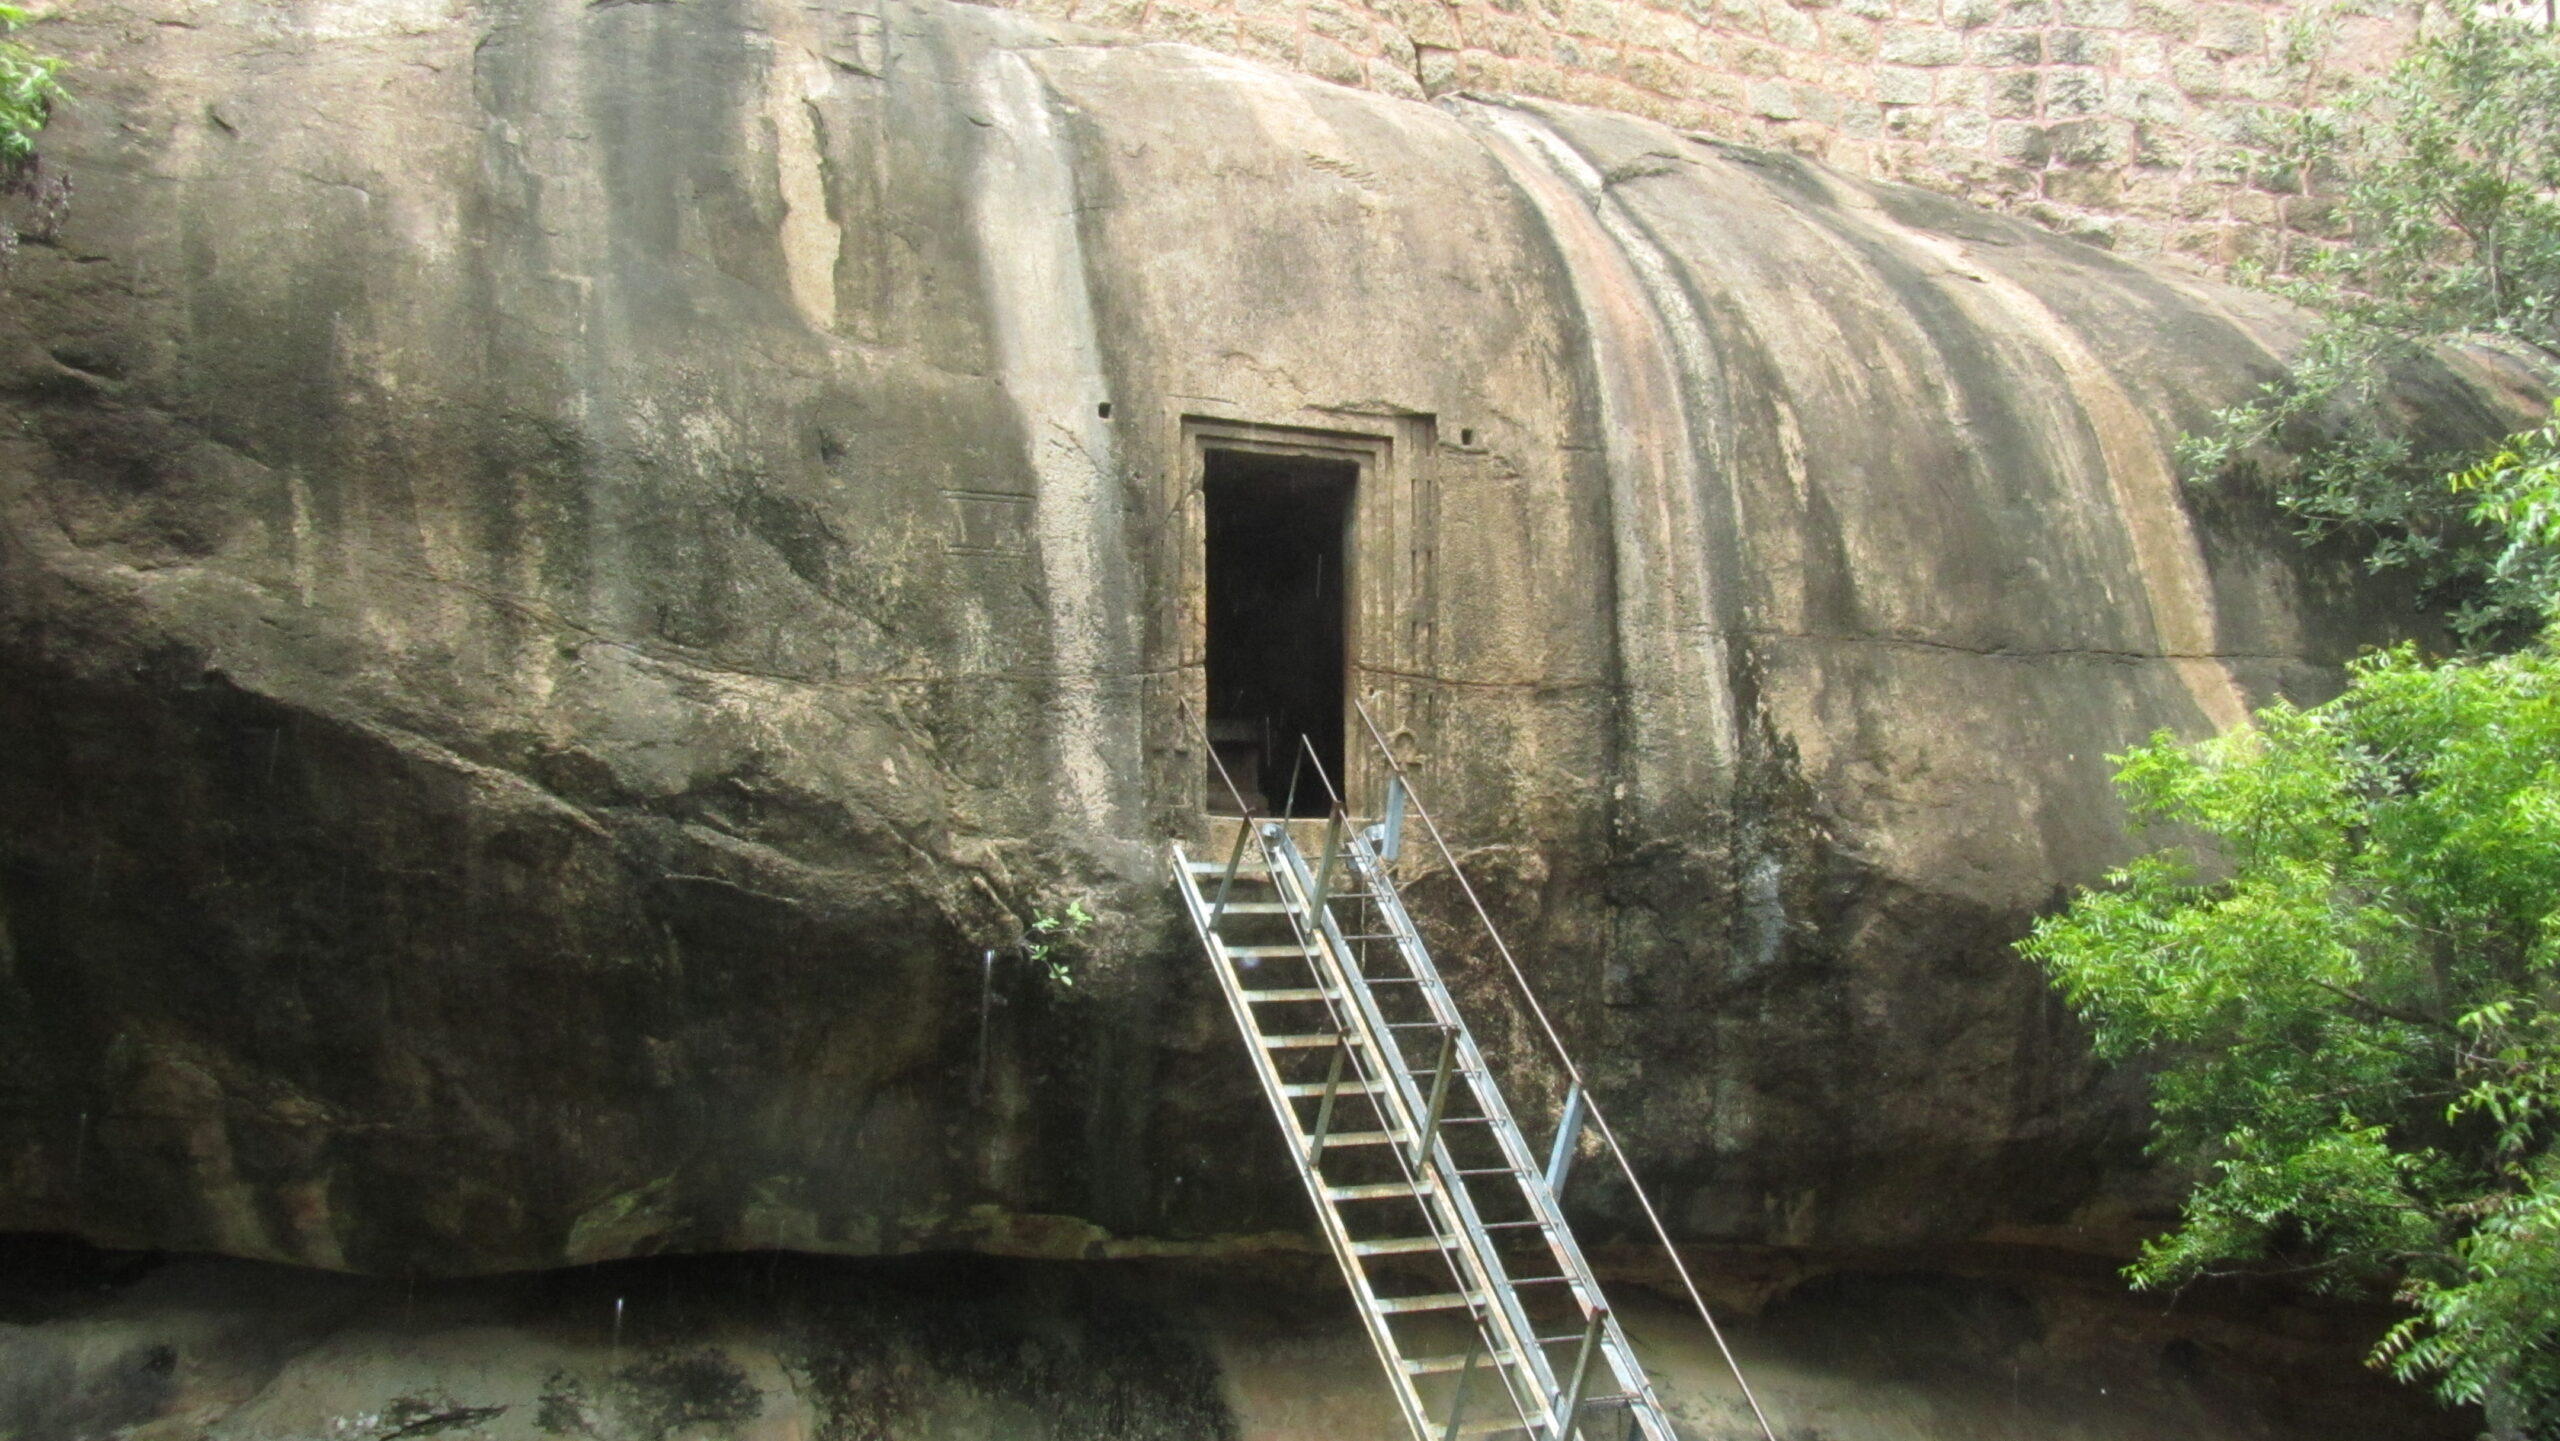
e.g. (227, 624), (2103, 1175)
(0, 0), (2536, 1273)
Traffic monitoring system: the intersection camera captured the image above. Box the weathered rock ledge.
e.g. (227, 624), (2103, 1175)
(0, 0), (2542, 1274)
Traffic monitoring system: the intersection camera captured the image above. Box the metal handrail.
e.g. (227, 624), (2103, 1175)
(1347, 696), (1782, 1441)
(1177, 699), (1544, 1435)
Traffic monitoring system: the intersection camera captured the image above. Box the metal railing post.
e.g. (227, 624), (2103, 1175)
(1381, 774), (1407, 862)
(1313, 811), (1345, 910)
(1209, 819), (1254, 926)
(1441, 1332), (1481, 1441)
(1556, 1303), (1607, 1438)
(1414, 1023), (1457, 1169)
(1545, 1082), (1586, 1200)
(1307, 1032), (1350, 1165)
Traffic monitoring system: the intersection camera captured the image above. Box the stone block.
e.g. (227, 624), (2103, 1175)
(1369, 57), (1428, 96)
(1308, 1), (1379, 51)
(2045, 115), (2133, 163)
(2048, 28), (2117, 64)
(2195, 2), (2260, 54)
(2057, 0), (2129, 25)
(2044, 69), (2104, 115)
(1767, 3), (1823, 45)
(2174, 178), (2229, 218)
(1302, 33), (1369, 82)
(2113, 219), (2167, 256)
(1732, 39), (1787, 74)
(1419, 43), (1462, 90)
(1875, 64), (1934, 103)
(2227, 188), (2279, 223)
(1686, 68), (1747, 105)
(1840, 0), (1892, 19)
(1624, 47), (1691, 93)
(2169, 222), (2231, 261)
(1152, 4), (1234, 46)
(2195, 100), (2266, 145)
(2042, 165), (2123, 204)
(1563, 0), (1623, 38)
(1880, 24), (1964, 63)
(1884, 103), (1937, 137)
(1995, 0), (2052, 22)
(2110, 76), (2183, 122)
(1237, 16), (1301, 62)
(1988, 68), (2042, 114)
(1945, 0), (1999, 27)
(1748, 77), (1802, 117)
(1936, 69), (1990, 108)
(2116, 171), (2181, 215)
(1511, 53), (1569, 93)
(1992, 119), (2049, 162)
(2220, 57), (2281, 102)
(2282, 193), (2347, 239)
(1381, 28), (1419, 65)
(2131, 0), (2195, 36)
(1971, 27), (2042, 64)
(1080, 0), (1151, 29)
(2169, 47), (2223, 95)
(1382, 0), (1465, 46)
(1938, 107), (1992, 147)
(2120, 33), (2170, 76)
(1841, 98), (1888, 137)
(1825, 15), (1882, 58)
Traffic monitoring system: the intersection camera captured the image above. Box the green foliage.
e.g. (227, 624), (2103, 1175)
(0, 5), (61, 166)
(2182, 4), (2560, 646)
(0, 2), (66, 261)
(1021, 900), (1092, 988)
(2023, 628), (2560, 1425)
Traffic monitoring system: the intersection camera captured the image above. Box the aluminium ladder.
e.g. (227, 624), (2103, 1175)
(1171, 807), (1679, 1441)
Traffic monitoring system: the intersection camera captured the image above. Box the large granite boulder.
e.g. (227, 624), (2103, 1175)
(0, 0), (2538, 1273)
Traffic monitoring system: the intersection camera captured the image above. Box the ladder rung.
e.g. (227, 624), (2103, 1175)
(1185, 860), (1270, 876)
(1283, 1079), (1384, 1098)
(1261, 1033), (1347, 1049)
(1350, 1235), (1453, 1257)
(1225, 944), (1312, 958)
(1400, 1351), (1517, 1376)
(1480, 1219), (1551, 1231)
(1212, 901), (1291, 914)
(1446, 1417), (1533, 1439)
(1307, 1129), (1409, 1147)
(1449, 1166), (1517, 1177)
(1370, 1291), (1480, 1314)
(1325, 1181), (1425, 1201)
(1244, 987), (1341, 1003)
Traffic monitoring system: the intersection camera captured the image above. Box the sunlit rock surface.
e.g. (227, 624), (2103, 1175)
(0, 0), (2539, 1272)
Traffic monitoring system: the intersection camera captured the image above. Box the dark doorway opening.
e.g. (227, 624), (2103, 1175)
(1204, 449), (1353, 818)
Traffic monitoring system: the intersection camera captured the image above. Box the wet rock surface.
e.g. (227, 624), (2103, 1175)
(0, 0), (2542, 1274)
(0, 1236), (2474, 1440)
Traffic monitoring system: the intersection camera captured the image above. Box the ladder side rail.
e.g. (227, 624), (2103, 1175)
(1257, 829), (1551, 1440)
(1270, 826), (1563, 1437)
(1342, 831), (1681, 1441)
(1171, 840), (1448, 1441)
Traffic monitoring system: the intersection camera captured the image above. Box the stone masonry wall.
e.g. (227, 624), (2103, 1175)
(996, 0), (2418, 266)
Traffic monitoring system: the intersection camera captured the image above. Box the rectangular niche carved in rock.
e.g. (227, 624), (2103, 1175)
(1203, 449), (1354, 818)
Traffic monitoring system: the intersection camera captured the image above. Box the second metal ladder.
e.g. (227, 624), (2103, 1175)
(1172, 803), (1678, 1441)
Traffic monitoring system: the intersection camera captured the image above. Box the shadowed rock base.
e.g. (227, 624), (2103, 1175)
(0, 1236), (2473, 1440)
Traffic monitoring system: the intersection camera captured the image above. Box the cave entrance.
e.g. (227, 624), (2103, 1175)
(1204, 449), (1353, 818)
